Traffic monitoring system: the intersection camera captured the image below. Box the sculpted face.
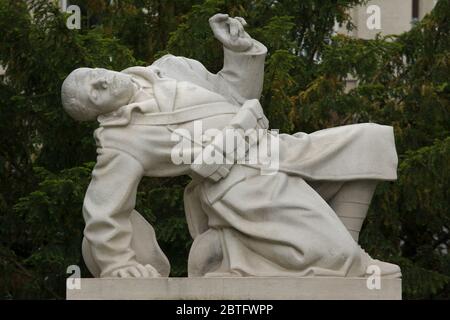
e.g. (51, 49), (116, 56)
(74, 67), (137, 115)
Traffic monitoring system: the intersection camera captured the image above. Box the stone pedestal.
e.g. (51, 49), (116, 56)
(66, 277), (401, 300)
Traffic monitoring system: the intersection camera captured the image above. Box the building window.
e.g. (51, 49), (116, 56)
(412, 0), (419, 21)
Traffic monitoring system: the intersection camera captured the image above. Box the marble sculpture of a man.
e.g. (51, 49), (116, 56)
(61, 14), (401, 279)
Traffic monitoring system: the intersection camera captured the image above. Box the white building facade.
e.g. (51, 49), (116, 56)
(335, 0), (437, 91)
(336, 0), (438, 39)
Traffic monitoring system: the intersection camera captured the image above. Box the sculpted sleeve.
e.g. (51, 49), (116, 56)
(82, 147), (144, 277)
(190, 99), (269, 182)
(216, 39), (268, 104)
(154, 39), (267, 105)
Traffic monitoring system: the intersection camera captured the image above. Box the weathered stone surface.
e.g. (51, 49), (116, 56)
(67, 277), (401, 300)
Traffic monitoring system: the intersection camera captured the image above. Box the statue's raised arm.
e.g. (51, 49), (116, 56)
(152, 13), (267, 105)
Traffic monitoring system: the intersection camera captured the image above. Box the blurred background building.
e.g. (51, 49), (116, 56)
(335, 0), (438, 91)
(336, 0), (437, 39)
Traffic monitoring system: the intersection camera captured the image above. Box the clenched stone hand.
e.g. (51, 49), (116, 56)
(209, 13), (253, 52)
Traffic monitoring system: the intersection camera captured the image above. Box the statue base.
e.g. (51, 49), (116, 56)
(66, 277), (401, 300)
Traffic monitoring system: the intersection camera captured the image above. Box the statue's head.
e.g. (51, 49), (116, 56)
(61, 68), (137, 121)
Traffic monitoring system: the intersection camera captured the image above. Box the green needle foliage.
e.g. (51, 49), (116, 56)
(0, 0), (448, 299)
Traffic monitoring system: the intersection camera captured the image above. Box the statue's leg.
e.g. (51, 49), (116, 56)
(309, 180), (377, 242)
(309, 180), (401, 278)
(188, 228), (224, 277)
(328, 180), (377, 242)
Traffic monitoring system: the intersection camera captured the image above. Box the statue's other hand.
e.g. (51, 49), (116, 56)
(209, 13), (253, 52)
(110, 263), (161, 278)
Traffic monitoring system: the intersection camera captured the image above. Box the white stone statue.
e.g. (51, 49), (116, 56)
(61, 13), (401, 279)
